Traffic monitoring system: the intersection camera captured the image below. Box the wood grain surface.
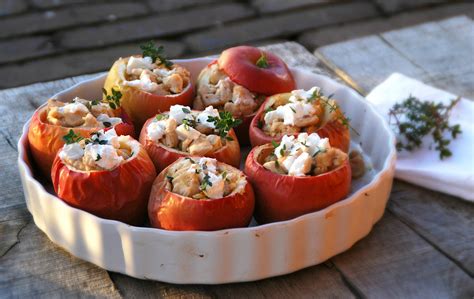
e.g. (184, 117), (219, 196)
(1, 23), (473, 298)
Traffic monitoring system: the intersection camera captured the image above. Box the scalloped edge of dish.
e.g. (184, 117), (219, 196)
(18, 58), (396, 284)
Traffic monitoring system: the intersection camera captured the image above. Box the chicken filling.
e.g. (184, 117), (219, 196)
(46, 98), (123, 128)
(59, 129), (138, 171)
(147, 105), (236, 156)
(263, 133), (347, 176)
(194, 63), (265, 118)
(261, 86), (340, 136)
(165, 157), (246, 199)
(121, 56), (190, 95)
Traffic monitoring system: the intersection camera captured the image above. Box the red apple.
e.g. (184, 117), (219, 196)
(28, 105), (135, 179)
(148, 157), (255, 231)
(139, 114), (241, 172)
(218, 46), (296, 95)
(249, 94), (350, 152)
(244, 144), (351, 224)
(51, 142), (156, 225)
(103, 56), (194, 130)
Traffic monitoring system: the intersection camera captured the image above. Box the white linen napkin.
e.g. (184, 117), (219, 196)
(366, 73), (474, 201)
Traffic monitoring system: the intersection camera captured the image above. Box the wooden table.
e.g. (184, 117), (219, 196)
(1, 16), (473, 298)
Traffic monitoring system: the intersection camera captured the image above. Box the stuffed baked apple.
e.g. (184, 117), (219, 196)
(249, 86), (350, 152)
(103, 41), (194, 129)
(245, 133), (351, 223)
(51, 129), (156, 225)
(148, 157), (254, 231)
(139, 105), (241, 172)
(194, 46), (295, 144)
(28, 95), (134, 178)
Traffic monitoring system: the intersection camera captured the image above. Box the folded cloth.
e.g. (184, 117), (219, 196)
(366, 73), (474, 201)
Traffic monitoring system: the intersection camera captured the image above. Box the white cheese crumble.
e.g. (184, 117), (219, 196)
(126, 56), (154, 74)
(59, 129), (138, 171)
(58, 102), (89, 115)
(264, 86), (320, 126)
(191, 157), (224, 199)
(59, 143), (84, 161)
(147, 120), (167, 142)
(274, 133), (331, 176)
(146, 105), (221, 142)
(196, 106), (219, 129)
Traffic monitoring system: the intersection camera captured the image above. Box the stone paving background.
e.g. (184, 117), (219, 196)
(0, 0), (473, 89)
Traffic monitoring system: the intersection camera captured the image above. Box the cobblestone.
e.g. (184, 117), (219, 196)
(183, 1), (378, 52)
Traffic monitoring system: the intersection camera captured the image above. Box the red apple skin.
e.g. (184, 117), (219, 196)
(218, 46), (296, 95)
(148, 157), (255, 231)
(249, 94), (350, 152)
(103, 56), (194, 131)
(51, 144), (156, 225)
(28, 105), (135, 179)
(139, 115), (241, 172)
(244, 144), (351, 224)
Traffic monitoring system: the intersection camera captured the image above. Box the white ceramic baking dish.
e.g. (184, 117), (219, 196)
(18, 58), (396, 284)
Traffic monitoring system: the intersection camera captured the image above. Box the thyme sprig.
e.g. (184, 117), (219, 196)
(62, 130), (109, 146)
(140, 41), (173, 68)
(102, 88), (122, 110)
(388, 95), (461, 160)
(207, 111), (242, 141)
(308, 89), (359, 135)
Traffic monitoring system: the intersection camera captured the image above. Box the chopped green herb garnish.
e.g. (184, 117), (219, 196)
(200, 174), (213, 191)
(207, 111), (242, 139)
(182, 107), (191, 114)
(182, 118), (196, 130)
(280, 144), (286, 156)
(63, 129), (84, 145)
(103, 121), (111, 128)
(102, 88), (122, 110)
(290, 106), (296, 113)
(264, 106), (274, 114)
(95, 154), (101, 161)
(388, 95), (462, 160)
(271, 140), (279, 148)
(256, 51), (269, 68)
(156, 114), (168, 121)
(166, 175), (173, 182)
(140, 41), (173, 68)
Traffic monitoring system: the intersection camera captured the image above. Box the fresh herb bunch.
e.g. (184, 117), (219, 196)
(140, 41), (173, 68)
(256, 52), (269, 68)
(102, 88), (122, 110)
(63, 129), (84, 144)
(208, 111), (242, 140)
(388, 95), (461, 160)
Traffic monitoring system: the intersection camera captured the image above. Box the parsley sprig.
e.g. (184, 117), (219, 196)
(200, 173), (213, 191)
(388, 95), (462, 160)
(102, 88), (122, 110)
(140, 41), (173, 68)
(256, 51), (269, 68)
(207, 111), (242, 140)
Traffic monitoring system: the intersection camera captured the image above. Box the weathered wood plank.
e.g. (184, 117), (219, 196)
(317, 16), (474, 98)
(0, 220), (122, 298)
(389, 181), (474, 276)
(110, 262), (356, 299)
(332, 212), (474, 298)
(0, 73), (122, 298)
(316, 16), (474, 280)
